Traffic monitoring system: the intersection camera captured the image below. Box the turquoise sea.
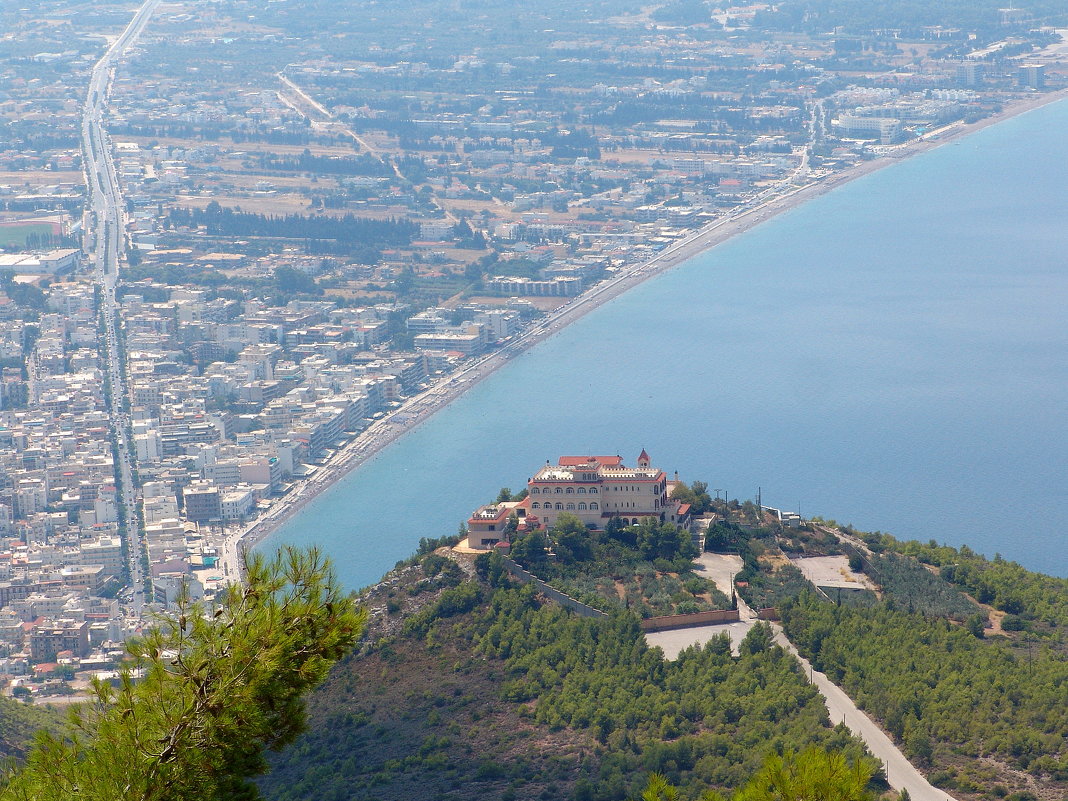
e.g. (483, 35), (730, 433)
(260, 98), (1068, 591)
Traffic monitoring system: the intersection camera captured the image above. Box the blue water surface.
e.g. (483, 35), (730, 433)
(261, 99), (1068, 590)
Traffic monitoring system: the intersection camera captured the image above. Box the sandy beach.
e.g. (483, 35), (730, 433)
(223, 87), (1068, 577)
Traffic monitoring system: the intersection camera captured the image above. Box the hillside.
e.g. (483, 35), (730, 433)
(701, 514), (1068, 799)
(260, 540), (876, 801)
(261, 505), (1068, 801)
(7, 510), (1068, 800)
(0, 696), (62, 760)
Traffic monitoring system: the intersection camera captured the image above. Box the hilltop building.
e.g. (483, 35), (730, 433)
(466, 450), (691, 549)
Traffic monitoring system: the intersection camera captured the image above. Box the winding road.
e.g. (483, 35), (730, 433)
(651, 552), (958, 800)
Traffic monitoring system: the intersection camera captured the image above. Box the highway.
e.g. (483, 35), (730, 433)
(81, 0), (161, 617)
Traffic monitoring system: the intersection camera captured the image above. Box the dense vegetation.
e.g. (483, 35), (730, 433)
(739, 562), (813, 611)
(754, 0), (1066, 37)
(644, 748), (879, 801)
(261, 551), (876, 801)
(166, 202), (416, 255)
(864, 532), (1068, 629)
(254, 152), (393, 177)
(860, 551), (978, 620)
(508, 513), (729, 616)
(0, 547), (364, 801)
(782, 593), (1068, 795)
(0, 698), (62, 762)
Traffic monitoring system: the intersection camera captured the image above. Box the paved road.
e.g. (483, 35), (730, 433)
(694, 552), (743, 596)
(81, 0), (161, 617)
(649, 551), (955, 799)
(646, 553), (756, 656)
(772, 627), (959, 801)
(645, 619), (755, 657)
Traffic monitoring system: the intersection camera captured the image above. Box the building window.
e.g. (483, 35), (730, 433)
(590, 502), (598, 510)
(556, 487), (563, 494)
(530, 487), (539, 494)
(566, 503), (575, 510)
(531, 502), (540, 509)
(566, 487), (574, 494)
(578, 502), (587, 510)
(589, 487), (598, 494)
(555, 503), (563, 510)
(577, 487), (586, 494)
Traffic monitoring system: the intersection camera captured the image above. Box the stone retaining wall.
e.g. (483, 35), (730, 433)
(639, 608), (740, 632)
(498, 555), (607, 619)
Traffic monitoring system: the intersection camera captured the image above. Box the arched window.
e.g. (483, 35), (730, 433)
(589, 502), (598, 510)
(566, 487), (574, 494)
(555, 502), (563, 510)
(566, 503), (575, 510)
(577, 487), (586, 494)
(589, 487), (598, 494)
(531, 502), (540, 509)
(632, 518), (639, 525)
(555, 487), (563, 494)
(530, 487), (539, 494)
(578, 502), (587, 510)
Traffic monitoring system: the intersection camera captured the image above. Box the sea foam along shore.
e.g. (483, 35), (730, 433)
(223, 87), (1068, 580)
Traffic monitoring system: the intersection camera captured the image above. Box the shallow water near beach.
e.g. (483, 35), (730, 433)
(260, 98), (1068, 591)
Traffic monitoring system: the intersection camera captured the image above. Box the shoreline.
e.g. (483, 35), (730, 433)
(224, 87), (1068, 577)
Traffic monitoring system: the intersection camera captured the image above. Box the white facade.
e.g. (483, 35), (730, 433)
(524, 451), (671, 530)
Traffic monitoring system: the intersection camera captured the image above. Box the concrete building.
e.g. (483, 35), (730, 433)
(833, 115), (901, 144)
(473, 309), (521, 341)
(524, 450), (673, 530)
(78, 537), (124, 577)
(182, 481), (221, 523)
(0, 249), (80, 275)
(956, 61), (984, 86)
(413, 330), (484, 357)
(29, 619), (90, 660)
(1018, 64), (1046, 89)
(153, 573), (205, 608)
(220, 485), (256, 522)
(485, 275), (583, 297)
(467, 450), (690, 549)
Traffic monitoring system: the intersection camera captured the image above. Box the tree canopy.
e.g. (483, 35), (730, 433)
(639, 747), (876, 801)
(781, 592), (1068, 790)
(0, 547), (365, 801)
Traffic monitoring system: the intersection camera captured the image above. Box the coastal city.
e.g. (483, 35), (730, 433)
(0, 0), (1065, 705)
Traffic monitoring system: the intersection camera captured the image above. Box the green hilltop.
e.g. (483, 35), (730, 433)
(260, 499), (1068, 801)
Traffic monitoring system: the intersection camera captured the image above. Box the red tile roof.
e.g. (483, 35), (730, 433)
(557, 455), (623, 467)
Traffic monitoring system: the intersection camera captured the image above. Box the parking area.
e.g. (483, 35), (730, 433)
(693, 552), (744, 596)
(792, 555), (876, 590)
(645, 618), (757, 658)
